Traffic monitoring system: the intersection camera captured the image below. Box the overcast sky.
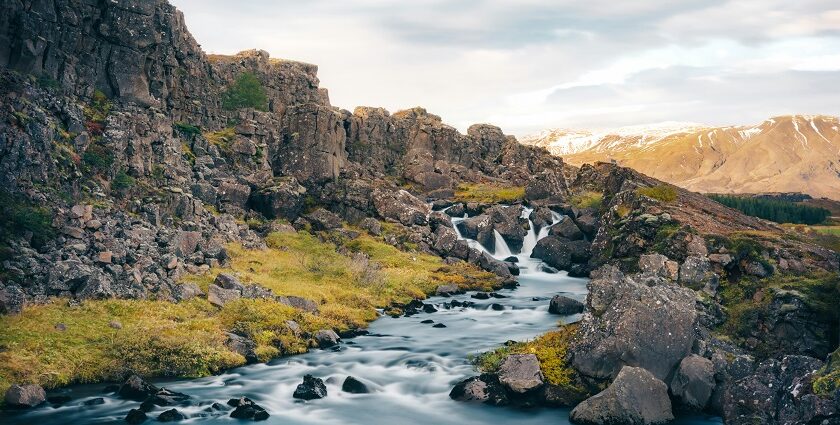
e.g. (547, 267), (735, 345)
(170, 0), (840, 136)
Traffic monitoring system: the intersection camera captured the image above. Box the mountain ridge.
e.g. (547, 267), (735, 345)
(523, 115), (840, 200)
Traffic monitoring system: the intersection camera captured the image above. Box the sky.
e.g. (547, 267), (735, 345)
(170, 0), (840, 137)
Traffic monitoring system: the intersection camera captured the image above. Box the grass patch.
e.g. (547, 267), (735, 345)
(637, 185), (677, 203)
(221, 72), (268, 111)
(454, 183), (525, 204)
(472, 324), (582, 389)
(173, 122), (202, 138)
(570, 191), (603, 209)
(204, 127), (236, 153)
(814, 349), (840, 396)
(0, 230), (498, 395)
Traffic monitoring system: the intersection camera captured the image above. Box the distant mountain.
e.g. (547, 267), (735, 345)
(522, 115), (840, 200)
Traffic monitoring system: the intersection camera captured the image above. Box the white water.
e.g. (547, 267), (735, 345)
(6, 206), (720, 425)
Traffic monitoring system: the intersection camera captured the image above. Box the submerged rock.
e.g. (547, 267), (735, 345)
(570, 366), (673, 425)
(125, 408), (148, 424)
(228, 397), (270, 421)
(313, 329), (340, 348)
(118, 375), (159, 401)
(157, 408), (185, 422)
(293, 375), (328, 400)
(449, 374), (509, 406)
(342, 376), (370, 394)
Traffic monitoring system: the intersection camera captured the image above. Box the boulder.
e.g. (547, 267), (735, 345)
(435, 284), (461, 296)
(570, 366), (673, 425)
(276, 295), (319, 313)
(670, 355), (715, 411)
(207, 284), (240, 307)
(228, 396), (270, 421)
(456, 214), (493, 249)
(445, 203), (466, 217)
(293, 374), (327, 400)
(449, 374), (509, 406)
(638, 254), (679, 280)
(118, 375), (159, 401)
(678, 255), (713, 286)
(4, 384), (46, 408)
(314, 329), (340, 348)
(570, 266), (697, 381)
(173, 283), (204, 301)
(485, 205), (527, 252)
(125, 408), (148, 424)
(549, 295), (585, 315)
(531, 236), (590, 270)
(305, 208), (343, 231)
(0, 285), (26, 314)
(529, 207), (555, 230)
(371, 189), (430, 226)
(497, 354), (544, 394)
(525, 170), (567, 201)
(342, 376), (369, 394)
(359, 218), (382, 235)
(214, 273), (244, 291)
(157, 408), (185, 422)
(225, 333), (259, 364)
(550, 217), (584, 241)
(247, 178), (307, 220)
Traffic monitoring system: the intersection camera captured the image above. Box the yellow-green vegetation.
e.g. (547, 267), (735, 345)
(454, 183), (525, 204)
(813, 349), (840, 396)
(204, 127), (236, 153)
(637, 184), (678, 203)
(570, 191), (603, 209)
(472, 324), (582, 390)
(0, 229), (497, 396)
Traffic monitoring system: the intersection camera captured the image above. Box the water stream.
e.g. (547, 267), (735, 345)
(4, 207), (721, 424)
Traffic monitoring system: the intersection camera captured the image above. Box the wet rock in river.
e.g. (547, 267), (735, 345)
(4, 384), (46, 408)
(498, 354), (544, 394)
(342, 376), (370, 394)
(125, 408), (148, 424)
(293, 374), (328, 400)
(570, 366), (673, 425)
(118, 375), (159, 401)
(228, 397), (270, 421)
(449, 374), (509, 406)
(157, 408), (185, 422)
(314, 329), (341, 348)
(548, 295), (584, 315)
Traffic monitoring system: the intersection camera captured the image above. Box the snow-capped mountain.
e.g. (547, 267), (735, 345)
(522, 115), (840, 200)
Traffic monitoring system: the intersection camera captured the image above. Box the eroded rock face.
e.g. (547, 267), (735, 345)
(570, 366), (673, 425)
(570, 266), (697, 382)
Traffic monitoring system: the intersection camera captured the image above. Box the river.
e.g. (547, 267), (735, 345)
(4, 208), (721, 424)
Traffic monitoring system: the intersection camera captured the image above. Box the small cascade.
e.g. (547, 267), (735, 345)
(492, 230), (513, 259)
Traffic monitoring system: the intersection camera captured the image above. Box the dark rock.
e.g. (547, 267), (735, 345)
(504, 256), (519, 263)
(47, 395), (72, 405)
(0, 285), (26, 314)
(531, 236), (590, 270)
(82, 397), (105, 406)
(570, 366), (673, 425)
(525, 170), (568, 201)
(445, 203), (466, 217)
(4, 384), (46, 408)
(276, 295), (319, 313)
(305, 208), (343, 231)
(670, 355), (715, 412)
(293, 374), (327, 400)
(420, 319), (434, 324)
(550, 217), (584, 241)
(359, 218), (382, 236)
(449, 374), (509, 406)
(157, 409), (185, 422)
(471, 292), (490, 300)
(435, 284), (461, 296)
(207, 284), (240, 307)
(490, 303), (505, 311)
(225, 333), (259, 364)
(433, 323), (447, 328)
(214, 274), (244, 291)
(313, 329), (340, 348)
(228, 397), (270, 421)
(342, 376), (369, 394)
(142, 388), (190, 408)
(118, 375), (159, 401)
(248, 178), (307, 221)
(540, 384), (589, 407)
(497, 354), (544, 394)
(422, 303), (438, 313)
(125, 409), (148, 424)
(548, 295), (585, 315)
(371, 189), (430, 226)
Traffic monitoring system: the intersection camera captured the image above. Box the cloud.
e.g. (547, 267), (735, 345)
(170, 0), (840, 136)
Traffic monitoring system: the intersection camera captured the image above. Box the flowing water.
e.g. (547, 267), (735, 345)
(4, 208), (721, 425)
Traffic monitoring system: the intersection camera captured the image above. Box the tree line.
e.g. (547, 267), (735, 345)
(709, 194), (831, 225)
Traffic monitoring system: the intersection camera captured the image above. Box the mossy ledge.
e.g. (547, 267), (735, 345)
(0, 228), (499, 396)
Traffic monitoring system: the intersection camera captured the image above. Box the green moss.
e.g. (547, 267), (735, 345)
(0, 190), (55, 252)
(221, 72), (268, 111)
(173, 122), (202, 138)
(454, 183), (525, 204)
(636, 185), (677, 203)
(472, 325), (584, 391)
(570, 191), (603, 209)
(181, 142), (196, 165)
(111, 170), (135, 193)
(813, 349), (840, 396)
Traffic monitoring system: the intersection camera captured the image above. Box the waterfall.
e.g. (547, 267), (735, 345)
(492, 230), (513, 259)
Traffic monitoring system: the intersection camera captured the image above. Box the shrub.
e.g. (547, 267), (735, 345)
(173, 122), (202, 138)
(82, 142), (114, 173)
(0, 190), (55, 250)
(221, 73), (268, 111)
(112, 170), (135, 192)
(710, 194), (830, 225)
(637, 185), (678, 202)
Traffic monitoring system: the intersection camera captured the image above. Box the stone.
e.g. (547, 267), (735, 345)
(359, 218), (382, 236)
(276, 296), (318, 313)
(0, 285), (26, 314)
(173, 231), (202, 257)
(305, 208), (343, 231)
(638, 254), (678, 280)
(62, 226), (85, 239)
(118, 375), (159, 401)
(531, 236), (591, 270)
(435, 284), (460, 296)
(4, 384), (46, 408)
(225, 333), (259, 364)
(314, 329), (340, 348)
(550, 217), (584, 241)
(570, 366), (673, 425)
(449, 374), (509, 406)
(570, 266), (697, 381)
(679, 255), (712, 286)
(98, 251), (113, 264)
(207, 284), (240, 307)
(549, 295), (585, 315)
(214, 273), (244, 291)
(125, 408), (148, 424)
(670, 355), (715, 411)
(82, 397), (105, 405)
(109, 320), (123, 329)
(497, 354), (544, 393)
(228, 397), (270, 421)
(173, 283), (204, 301)
(157, 408), (185, 422)
(371, 189), (430, 226)
(293, 374), (327, 400)
(342, 376), (369, 394)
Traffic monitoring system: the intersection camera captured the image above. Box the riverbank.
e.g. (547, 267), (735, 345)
(0, 228), (499, 397)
